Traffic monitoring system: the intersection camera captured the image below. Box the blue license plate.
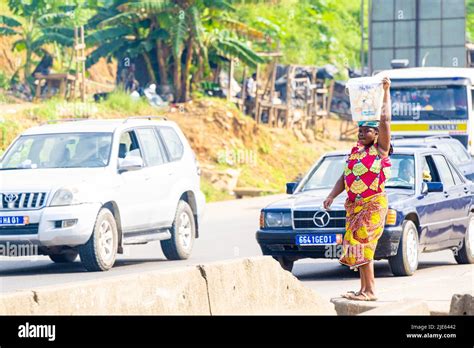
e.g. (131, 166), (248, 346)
(0, 216), (29, 226)
(295, 234), (342, 246)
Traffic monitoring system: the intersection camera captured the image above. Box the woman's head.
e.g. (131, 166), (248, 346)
(358, 121), (379, 146)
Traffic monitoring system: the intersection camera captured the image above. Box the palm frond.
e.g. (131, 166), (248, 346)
(169, 12), (187, 58)
(0, 26), (18, 35)
(118, 0), (176, 14)
(0, 15), (22, 27)
(98, 11), (141, 28)
(86, 26), (132, 45)
(219, 18), (266, 40)
(215, 38), (265, 68)
(203, 0), (235, 12)
(37, 12), (71, 26)
(86, 39), (126, 68)
(30, 33), (75, 51)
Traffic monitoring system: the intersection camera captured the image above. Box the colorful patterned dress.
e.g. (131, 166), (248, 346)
(339, 141), (391, 270)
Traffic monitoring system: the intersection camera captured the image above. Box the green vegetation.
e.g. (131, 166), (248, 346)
(236, 0), (362, 72)
(468, 0), (474, 42)
(97, 90), (158, 115)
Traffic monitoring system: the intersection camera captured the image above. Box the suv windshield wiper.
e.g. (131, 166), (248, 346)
(385, 185), (413, 189)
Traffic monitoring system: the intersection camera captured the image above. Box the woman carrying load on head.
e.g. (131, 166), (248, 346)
(323, 77), (393, 301)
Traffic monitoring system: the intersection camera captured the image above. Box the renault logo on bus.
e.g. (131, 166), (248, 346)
(313, 211), (330, 228)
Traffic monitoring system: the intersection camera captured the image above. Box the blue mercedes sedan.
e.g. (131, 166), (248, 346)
(256, 147), (474, 276)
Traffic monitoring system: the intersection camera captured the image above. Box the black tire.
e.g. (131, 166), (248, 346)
(389, 220), (419, 276)
(78, 208), (118, 272)
(49, 250), (78, 263)
(454, 215), (474, 264)
(161, 200), (195, 260)
(273, 256), (294, 272)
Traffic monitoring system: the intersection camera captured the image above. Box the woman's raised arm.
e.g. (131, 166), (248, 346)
(377, 76), (391, 157)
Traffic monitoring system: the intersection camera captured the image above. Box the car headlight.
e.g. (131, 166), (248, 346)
(265, 211), (292, 228)
(50, 187), (82, 206)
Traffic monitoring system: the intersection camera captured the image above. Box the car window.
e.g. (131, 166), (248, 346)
(159, 127), (184, 161)
(436, 142), (470, 164)
(385, 155), (415, 189)
(421, 156), (440, 183)
(447, 161), (464, 185)
(136, 128), (166, 166)
(118, 131), (143, 160)
(432, 155), (455, 188)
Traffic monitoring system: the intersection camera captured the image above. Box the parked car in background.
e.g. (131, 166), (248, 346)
(0, 117), (205, 271)
(392, 135), (474, 181)
(256, 147), (474, 276)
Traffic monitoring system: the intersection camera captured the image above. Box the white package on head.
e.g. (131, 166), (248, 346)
(346, 77), (384, 122)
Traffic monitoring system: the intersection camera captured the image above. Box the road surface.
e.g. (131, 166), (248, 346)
(1, 194), (472, 313)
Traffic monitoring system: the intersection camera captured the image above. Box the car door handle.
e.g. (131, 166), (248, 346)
(443, 191), (449, 198)
(464, 187), (470, 194)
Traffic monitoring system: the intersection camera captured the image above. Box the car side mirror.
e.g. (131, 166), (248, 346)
(118, 155), (143, 173)
(421, 181), (443, 194)
(286, 182), (298, 194)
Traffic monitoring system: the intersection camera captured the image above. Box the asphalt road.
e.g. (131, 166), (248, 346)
(1, 194), (472, 313)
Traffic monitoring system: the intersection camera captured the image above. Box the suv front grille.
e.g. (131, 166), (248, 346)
(293, 210), (346, 229)
(0, 224), (39, 235)
(0, 193), (47, 210)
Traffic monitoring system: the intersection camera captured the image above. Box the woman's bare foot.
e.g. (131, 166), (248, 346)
(347, 291), (378, 301)
(341, 290), (363, 299)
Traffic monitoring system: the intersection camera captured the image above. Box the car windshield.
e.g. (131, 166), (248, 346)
(301, 154), (416, 191)
(0, 133), (113, 170)
(390, 85), (468, 121)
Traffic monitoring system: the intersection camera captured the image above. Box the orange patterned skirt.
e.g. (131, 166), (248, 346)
(339, 193), (388, 270)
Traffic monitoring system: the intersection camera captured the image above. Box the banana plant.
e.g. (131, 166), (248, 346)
(0, 0), (78, 85)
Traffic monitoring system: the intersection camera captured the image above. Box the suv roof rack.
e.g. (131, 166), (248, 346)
(123, 116), (168, 123)
(424, 135), (453, 140)
(41, 118), (91, 126)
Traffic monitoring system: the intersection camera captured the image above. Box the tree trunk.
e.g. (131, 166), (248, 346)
(156, 40), (168, 86)
(142, 52), (157, 84)
(173, 54), (182, 102)
(181, 37), (194, 102)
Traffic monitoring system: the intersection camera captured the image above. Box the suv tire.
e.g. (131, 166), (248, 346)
(79, 208), (118, 271)
(161, 200), (195, 260)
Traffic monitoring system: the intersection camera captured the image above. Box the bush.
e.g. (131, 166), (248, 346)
(99, 90), (154, 115)
(0, 71), (10, 90)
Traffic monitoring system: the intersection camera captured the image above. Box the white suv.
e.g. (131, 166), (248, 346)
(0, 117), (205, 271)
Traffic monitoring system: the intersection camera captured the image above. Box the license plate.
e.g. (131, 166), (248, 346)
(295, 234), (342, 246)
(0, 216), (29, 226)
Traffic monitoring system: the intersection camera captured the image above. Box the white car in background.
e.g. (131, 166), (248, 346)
(0, 117), (205, 271)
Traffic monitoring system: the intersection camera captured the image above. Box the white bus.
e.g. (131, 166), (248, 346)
(374, 67), (474, 155)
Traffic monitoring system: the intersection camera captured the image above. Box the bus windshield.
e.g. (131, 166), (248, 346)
(390, 85), (468, 121)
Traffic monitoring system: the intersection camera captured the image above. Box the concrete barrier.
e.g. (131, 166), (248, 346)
(449, 294), (474, 315)
(0, 267), (209, 315)
(0, 256), (335, 315)
(330, 297), (378, 315)
(359, 299), (430, 315)
(200, 257), (335, 315)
